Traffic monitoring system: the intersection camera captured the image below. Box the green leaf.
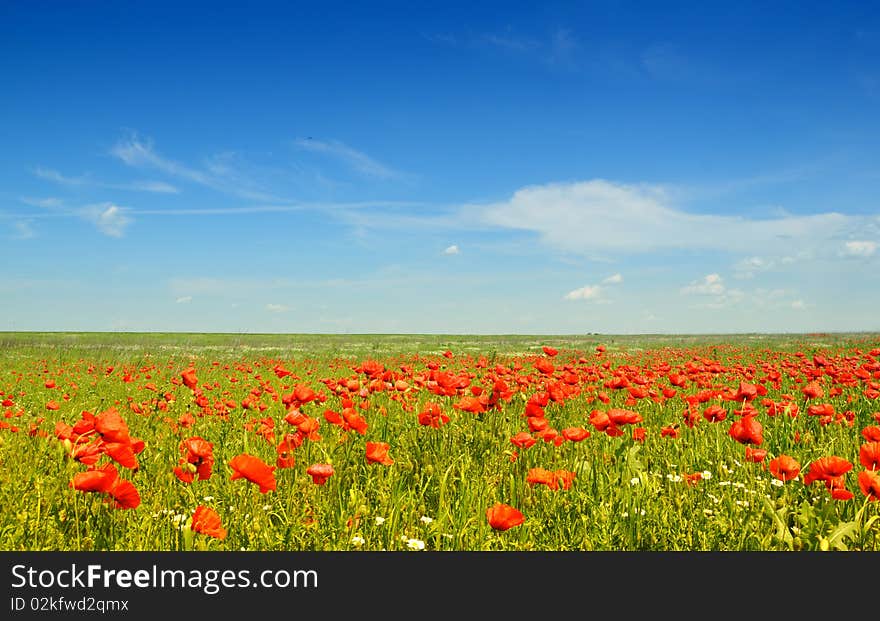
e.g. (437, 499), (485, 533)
(762, 497), (793, 549)
(827, 520), (858, 551)
(625, 444), (644, 473)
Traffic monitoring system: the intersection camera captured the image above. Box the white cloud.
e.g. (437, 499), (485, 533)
(266, 303), (292, 313)
(21, 196), (64, 209)
(175, 296), (193, 304)
(681, 273), (725, 296)
(111, 133), (275, 201)
(32, 166), (179, 194)
(12, 220), (35, 239)
(564, 285), (602, 301)
(294, 138), (403, 180)
(791, 300), (806, 310)
(563, 273), (619, 302)
(442, 244), (460, 255)
(479, 179), (863, 257)
(32, 167), (87, 186)
(733, 256), (774, 279)
(841, 240), (877, 257)
(602, 273), (623, 284)
(680, 274), (750, 309)
(127, 180), (179, 194)
(80, 203), (132, 237)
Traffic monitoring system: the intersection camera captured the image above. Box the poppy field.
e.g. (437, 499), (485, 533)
(1, 332), (879, 551)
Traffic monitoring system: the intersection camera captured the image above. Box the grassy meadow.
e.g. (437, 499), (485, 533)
(1, 331), (878, 551)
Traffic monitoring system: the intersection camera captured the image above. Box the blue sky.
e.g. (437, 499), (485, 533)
(2, 0), (878, 334)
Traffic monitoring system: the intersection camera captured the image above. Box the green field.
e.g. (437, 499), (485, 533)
(1, 331), (879, 551)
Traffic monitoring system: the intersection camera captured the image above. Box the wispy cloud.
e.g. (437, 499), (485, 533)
(175, 296), (193, 304)
(21, 196), (64, 209)
(32, 166), (179, 193)
(32, 167), (88, 186)
(127, 180), (179, 193)
(602, 273), (623, 284)
(681, 273), (726, 296)
(111, 133), (277, 201)
(478, 179), (870, 261)
(841, 240), (877, 257)
(428, 27), (580, 70)
(79, 203), (132, 237)
(563, 284), (603, 301)
(294, 138), (403, 180)
(479, 31), (541, 52)
(442, 244), (460, 255)
(733, 256), (775, 279)
(547, 28), (579, 69)
(265, 303), (292, 313)
(565, 271), (622, 302)
(13, 196), (134, 237)
(680, 273), (749, 309)
(11, 220), (35, 239)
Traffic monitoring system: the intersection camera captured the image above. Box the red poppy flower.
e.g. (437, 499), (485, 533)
(561, 427), (590, 442)
(70, 463), (119, 493)
(632, 427), (646, 443)
(306, 463), (335, 485)
(542, 346), (558, 357)
(863, 426), (880, 442)
(229, 454), (277, 493)
(527, 416), (549, 432)
(858, 470), (880, 501)
(108, 479), (140, 509)
(702, 405), (727, 423)
(525, 400), (546, 418)
(769, 455), (801, 481)
(859, 442), (880, 471)
(341, 408), (368, 435)
(803, 456), (853, 486)
(807, 404), (836, 423)
(734, 381), (758, 402)
(588, 410), (613, 432)
(365, 441), (394, 466)
(729, 416), (763, 445)
(181, 368), (199, 390)
(510, 432), (536, 450)
(830, 487), (854, 501)
(683, 472), (702, 487)
(661, 426), (679, 439)
(527, 467), (558, 490)
(608, 408), (643, 426)
(191, 505), (227, 540)
(453, 396), (487, 414)
(103, 442), (139, 469)
(555, 469), (576, 490)
(69, 440), (102, 465)
(418, 403), (450, 428)
(324, 409), (344, 427)
(95, 407), (131, 443)
(174, 437), (214, 482)
(294, 384), (317, 404)
(745, 447), (768, 463)
(802, 381), (824, 399)
(486, 503), (524, 531)
(534, 358), (555, 375)
(275, 435), (298, 469)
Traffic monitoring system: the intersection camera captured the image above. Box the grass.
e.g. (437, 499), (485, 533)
(1, 331), (878, 551)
